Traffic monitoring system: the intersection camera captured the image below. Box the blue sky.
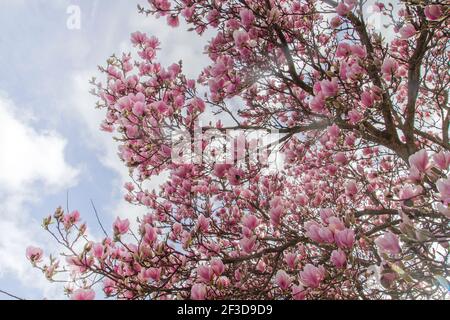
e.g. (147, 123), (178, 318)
(0, 0), (210, 299)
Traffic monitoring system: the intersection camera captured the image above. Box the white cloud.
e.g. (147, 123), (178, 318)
(0, 94), (79, 191)
(0, 93), (79, 298)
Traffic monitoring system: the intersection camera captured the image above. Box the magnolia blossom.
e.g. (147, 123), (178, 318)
(375, 231), (401, 255)
(285, 253), (297, 269)
(399, 185), (423, 201)
(211, 259), (225, 276)
(424, 5), (442, 21)
(399, 23), (416, 39)
(191, 284), (207, 300)
(240, 9), (255, 28)
(240, 236), (256, 254)
(408, 150), (430, 172)
(292, 285), (306, 300)
(242, 214), (260, 230)
(300, 264), (326, 288)
(275, 270), (292, 290)
(335, 229), (355, 249)
(71, 289), (95, 300)
(113, 217), (130, 235)
(433, 151), (450, 170)
(197, 266), (214, 283)
(336, 2), (351, 16)
(63, 210), (80, 228)
(331, 249), (347, 269)
(26, 246), (43, 263)
(381, 58), (398, 75)
(436, 178), (450, 205)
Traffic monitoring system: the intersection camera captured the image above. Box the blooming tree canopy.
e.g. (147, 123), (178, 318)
(29, 0), (449, 300)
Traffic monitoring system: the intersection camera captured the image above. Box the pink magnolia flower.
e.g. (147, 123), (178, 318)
(309, 94), (326, 114)
(407, 166), (422, 182)
(335, 228), (355, 249)
(71, 289), (95, 300)
(132, 101), (146, 116)
(197, 266), (214, 283)
(437, 178), (450, 205)
(213, 163), (231, 178)
(399, 23), (416, 39)
(197, 214), (210, 232)
(328, 217), (345, 233)
(116, 96), (132, 111)
(320, 78), (339, 97)
(292, 285), (306, 300)
(26, 246), (43, 263)
(285, 253), (297, 269)
(113, 217), (130, 235)
(361, 91), (374, 107)
(433, 151), (450, 170)
(211, 258), (225, 276)
(172, 222), (183, 235)
(336, 3), (351, 16)
(191, 284), (207, 300)
(381, 58), (398, 75)
(103, 278), (116, 296)
(399, 185), (423, 201)
(242, 214), (260, 230)
(275, 270), (292, 290)
(330, 16), (342, 29)
(408, 149), (430, 172)
(167, 15), (180, 28)
(334, 152), (347, 165)
(130, 31), (147, 45)
(331, 249), (347, 268)
(144, 267), (161, 282)
(63, 210), (81, 228)
(350, 44), (366, 58)
(375, 231), (401, 254)
(300, 264), (326, 288)
(217, 276), (231, 288)
(181, 6), (194, 19)
(124, 182), (135, 192)
(436, 203), (450, 218)
(305, 221), (322, 242)
(336, 42), (351, 58)
(153, 101), (169, 114)
(348, 109), (363, 124)
(424, 5), (442, 21)
(320, 208), (334, 224)
(327, 124), (340, 139)
(255, 260), (266, 273)
(144, 224), (157, 244)
(233, 30), (249, 47)
(345, 180), (358, 197)
(319, 227), (335, 243)
(92, 243), (104, 259)
(270, 204), (284, 226)
(240, 9), (255, 28)
(240, 236), (256, 253)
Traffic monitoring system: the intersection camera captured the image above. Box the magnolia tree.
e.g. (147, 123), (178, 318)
(27, 0), (449, 300)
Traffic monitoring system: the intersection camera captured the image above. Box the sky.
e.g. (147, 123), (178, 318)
(0, 0), (211, 300)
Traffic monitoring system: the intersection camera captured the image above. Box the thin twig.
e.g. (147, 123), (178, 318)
(90, 199), (109, 238)
(0, 289), (25, 300)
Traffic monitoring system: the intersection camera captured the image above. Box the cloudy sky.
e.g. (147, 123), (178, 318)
(0, 0), (211, 299)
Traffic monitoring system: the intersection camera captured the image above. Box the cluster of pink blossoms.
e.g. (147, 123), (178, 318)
(27, 1), (449, 300)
